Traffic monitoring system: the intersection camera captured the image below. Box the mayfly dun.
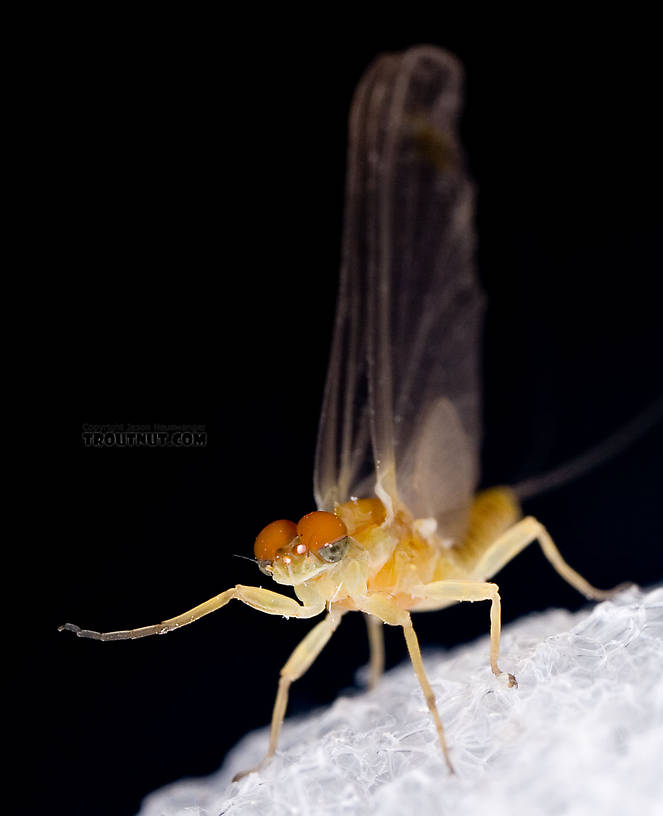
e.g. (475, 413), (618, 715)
(61, 45), (641, 779)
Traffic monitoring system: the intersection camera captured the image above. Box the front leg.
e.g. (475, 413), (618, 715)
(59, 585), (325, 640)
(233, 609), (345, 781)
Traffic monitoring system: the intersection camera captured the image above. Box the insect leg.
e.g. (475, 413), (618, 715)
(58, 585), (325, 640)
(412, 580), (517, 687)
(364, 613), (385, 690)
(470, 516), (631, 600)
(356, 595), (453, 770)
(232, 609), (345, 781)
(402, 616), (454, 774)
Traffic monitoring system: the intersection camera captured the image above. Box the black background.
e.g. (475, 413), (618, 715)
(28, 15), (662, 816)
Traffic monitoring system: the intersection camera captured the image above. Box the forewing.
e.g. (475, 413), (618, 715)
(314, 55), (390, 511)
(314, 46), (483, 541)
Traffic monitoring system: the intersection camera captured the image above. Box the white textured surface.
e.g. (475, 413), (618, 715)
(139, 586), (663, 816)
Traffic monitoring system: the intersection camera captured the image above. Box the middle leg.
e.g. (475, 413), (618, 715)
(412, 580), (517, 687)
(402, 615), (454, 773)
(357, 594), (454, 772)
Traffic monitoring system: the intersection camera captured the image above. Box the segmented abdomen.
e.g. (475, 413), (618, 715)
(453, 487), (521, 571)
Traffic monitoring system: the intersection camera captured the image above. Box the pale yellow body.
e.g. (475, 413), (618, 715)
(60, 488), (626, 779)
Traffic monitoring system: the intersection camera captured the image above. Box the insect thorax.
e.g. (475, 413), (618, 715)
(291, 489), (521, 610)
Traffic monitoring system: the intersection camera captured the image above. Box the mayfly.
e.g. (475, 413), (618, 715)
(61, 46), (641, 778)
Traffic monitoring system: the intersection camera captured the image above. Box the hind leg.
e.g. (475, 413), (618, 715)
(364, 613), (385, 690)
(470, 516), (631, 599)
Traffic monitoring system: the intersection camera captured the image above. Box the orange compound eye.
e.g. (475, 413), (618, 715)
(297, 511), (347, 554)
(254, 519), (298, 562)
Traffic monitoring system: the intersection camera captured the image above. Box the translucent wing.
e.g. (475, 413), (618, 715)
(314, 46), (483, 543)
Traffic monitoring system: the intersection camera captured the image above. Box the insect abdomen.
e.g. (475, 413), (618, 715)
(453, 487), (521, 572)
